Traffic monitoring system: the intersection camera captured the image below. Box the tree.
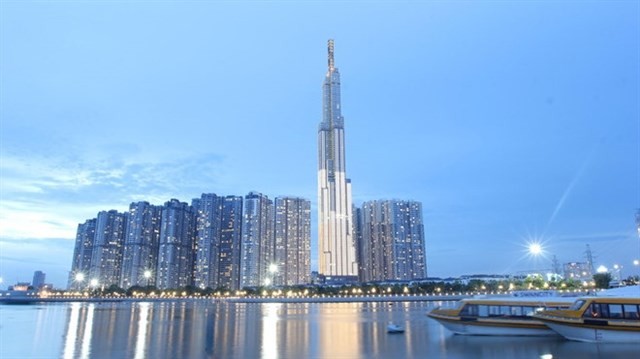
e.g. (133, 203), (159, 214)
(593, 273), (612, 289)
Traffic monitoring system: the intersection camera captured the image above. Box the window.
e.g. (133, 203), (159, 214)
(478, 305), (489, 317)
(489, 306), (501, 316)
(623, 305), (639, 320)
(570, 300), (586, 311)
(460, 304), (478, 316)
(609, 304), (623, 319)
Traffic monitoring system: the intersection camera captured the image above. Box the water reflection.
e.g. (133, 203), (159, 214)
(261, 303), (280, 359)
(1, 300), (635, 358)
(62, 303), (80, 359)
(134, 302), (150, 359)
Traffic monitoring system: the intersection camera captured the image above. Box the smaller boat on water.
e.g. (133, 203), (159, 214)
(533, 286), (640, 343)
(387, 322), (405, 334)
(427, 292), (575, 336)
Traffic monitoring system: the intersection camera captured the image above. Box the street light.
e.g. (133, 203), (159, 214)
(268, 263), (278, 286)
(143, 270), (152, 287)
(74, 273), (86, 291)
(528, 243), (543, 256)
(90, 279), (99, 294)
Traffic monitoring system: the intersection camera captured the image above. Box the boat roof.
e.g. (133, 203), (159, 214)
(595, 285), (640, 298)
(461, 296), (575, 305)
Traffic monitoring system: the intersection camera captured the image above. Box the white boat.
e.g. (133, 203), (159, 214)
(534, 285), (640, 343)
(387, 322), (405, 333)
(427, 294), (575, 336)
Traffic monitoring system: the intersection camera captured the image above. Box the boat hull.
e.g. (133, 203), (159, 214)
(430, 316), (557, 336)
(542, 322), (640, 343)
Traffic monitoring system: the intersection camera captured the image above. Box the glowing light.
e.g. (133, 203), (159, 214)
(143, 270), (152, 279)
(529, 243), (543, 256)
(596, 265), (608, 273)
(269, 264), (278, 273)
(75, 273), (85, 282)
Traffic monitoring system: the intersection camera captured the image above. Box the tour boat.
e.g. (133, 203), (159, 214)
(533, 286), (640, 343)
(427, 294), (575, 336)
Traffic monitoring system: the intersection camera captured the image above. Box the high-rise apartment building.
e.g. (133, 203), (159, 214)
(156, 199), (195, 289)
(193, 193), (223, 289)
(358, 200), (426, 282)
(68, 218), (96, 289)
(90, 210), (126, 287)
(317, 39), (357, 279)
(32, 270), (46, 289)
(218, 196), (243, 290)
(274, 197), (311, 286)
(241, 192), (273, 288)
(120, 201), (162, 288)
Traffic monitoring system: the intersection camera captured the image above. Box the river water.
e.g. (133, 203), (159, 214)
(0, 300), (638, 358)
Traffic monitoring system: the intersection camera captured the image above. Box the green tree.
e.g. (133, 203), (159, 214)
(593, 273), (612, 289)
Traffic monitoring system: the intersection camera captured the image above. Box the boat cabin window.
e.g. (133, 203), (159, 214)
(608, 304), (624, 319)
(582, 302), (640, 320)
(569, 300), (586, 311)
(510, 306), (523, 316)
(460, 303), (569, 318)
(624, 305), (639, 319)
(583, 303), (609, 318)
(460, 304), (478, 316)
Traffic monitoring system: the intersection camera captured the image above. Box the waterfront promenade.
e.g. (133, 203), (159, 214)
(0, 292), (470, 304)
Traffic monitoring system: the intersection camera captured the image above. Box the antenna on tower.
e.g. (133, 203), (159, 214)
(584, 244), (595, 274)
(328, 39), (335, 70)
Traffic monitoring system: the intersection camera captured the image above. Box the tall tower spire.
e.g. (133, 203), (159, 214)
(317, 39), (358, 281)
(328, 39), (335, 70)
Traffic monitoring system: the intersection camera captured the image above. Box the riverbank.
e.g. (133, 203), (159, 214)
(0, 293), (470, 305)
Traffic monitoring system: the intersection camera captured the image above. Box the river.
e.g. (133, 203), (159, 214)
(0, 300), (638, 358)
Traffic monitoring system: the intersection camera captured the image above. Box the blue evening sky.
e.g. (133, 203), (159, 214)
(1, 1), (638, 287)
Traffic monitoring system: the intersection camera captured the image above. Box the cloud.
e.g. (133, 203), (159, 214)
(0, 149), (227, 241)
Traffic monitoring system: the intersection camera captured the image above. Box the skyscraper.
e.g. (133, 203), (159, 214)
(218, 196), (243, 290)
(358, 200), (427, 282)
(317, 39), (357, 279)
(274, 196), (311, 286)
(90, 210), (126, 287)
(193, 193), (223, 289)
(68, 218), (96, 289)
(120, 201), (162, 289)
(241, 191), (273, 288)
(156, 199), (195, 289)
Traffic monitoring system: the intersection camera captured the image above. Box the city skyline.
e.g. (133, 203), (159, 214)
(1, 2), (638, 287)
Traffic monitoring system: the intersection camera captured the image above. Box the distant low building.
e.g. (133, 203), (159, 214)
(32, 271), (46, 289)
(563, 262), (592, 282)
(458, 274), (511, 285)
